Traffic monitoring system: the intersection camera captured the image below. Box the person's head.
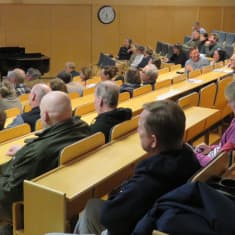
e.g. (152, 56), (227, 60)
(29, 83), (51, 108)
(189, 47), (200, 62)
(0, 109), (6, 130)
(124, 68), (141, 85)
(200, 32), (208, 42)
(7, 68), (26, 85)
(173, 43), (182, 55)
(225, 81), (235, 114)
(50, 78), (68, 93)
(94, 81), (119, 114)
(56, 71), (72, 84)
(208, 33), (218, 44)
(40, 91), (72, 129)
(140, 64), (158, 84)
(230, 54), (235, 70)
(150, 57), (161, 69)
(192, 30), (200, 41)
(123, 38), (132, 48)
(144, 47), (153, 56)
(100, 66), (118, 81)
(136, 45), (145, 55)
(138, 100), (185, 154)
(213, 49), (226, 63)
(64, 61), (76, 73)
(193, 21), (201, 31)
(0, 79), (16, 98)
(26, 68), (41, 81)
(80, 67), (92, 81)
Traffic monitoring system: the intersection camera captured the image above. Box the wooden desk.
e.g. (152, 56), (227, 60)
(20, 106), (220, 235)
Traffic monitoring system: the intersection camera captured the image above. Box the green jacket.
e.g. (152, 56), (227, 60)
(0, 116), (90, 217)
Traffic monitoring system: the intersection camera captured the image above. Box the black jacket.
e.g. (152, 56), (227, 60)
(21, 106), (40, 131)
(90, 108), (132, 143)
(169, 52), (187, 67)
(100, 144), (200, 235)
(133, 182), (235, 235)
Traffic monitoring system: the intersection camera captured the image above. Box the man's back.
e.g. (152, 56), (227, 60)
(0, 116), (90, 219)
(100, 144), (200, 235)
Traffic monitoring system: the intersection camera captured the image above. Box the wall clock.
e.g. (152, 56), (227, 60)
(98, 5), (116, 24)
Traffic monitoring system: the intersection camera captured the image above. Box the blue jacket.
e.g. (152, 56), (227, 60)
(133, 182), (235, 235)
(100, 144), (200, 235)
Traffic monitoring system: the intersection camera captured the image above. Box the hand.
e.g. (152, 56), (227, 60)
(185, 65), (193, 73)
(195, 143), (211, 155)
(6, 145), (22, 157)
(205, 41), (211, 46)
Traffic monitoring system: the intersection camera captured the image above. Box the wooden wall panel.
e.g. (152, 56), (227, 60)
(0, 3), (233, 76)
(223, 7), (235, 32)
(199, 7), (223, 32)
(50, 5), (91, 75)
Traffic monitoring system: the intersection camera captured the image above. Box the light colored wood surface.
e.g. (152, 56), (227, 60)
(34, 132), (146, 199)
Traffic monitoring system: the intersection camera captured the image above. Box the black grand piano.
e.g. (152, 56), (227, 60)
(0, 47), (50, 76)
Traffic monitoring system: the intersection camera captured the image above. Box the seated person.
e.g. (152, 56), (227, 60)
(90, 81), (132, 143)
(150, 56), (161, 69)
(227, 54), (235, 73)
(120, 68), (141, 97)
(130, 45), (145, 68)
(184, 30), (200, 49)
(64, 61), (80, 78)
(117, 38), (133, 60)
(192, 21), (207, 34)
(25, 67), (42, 88)
(0, 80), (22, 112)
(7, 84), (51, 131)
(0, 91), (90, 235)
(140, 64), (158, 90)
(57, 71), (83, 96)
(211, 49), (227, 65)
(0, 109), (6, 130)
(7, 68), (31, 96)
(198, 32), (208, 53)
(72, 100), (200, 235)
(137, 47), (154, 69)
(100, 66), (119, 81)
(195, 81), (235, 167)
(80, 66), (93, 87)
(50, 78), (68, 93)
(164, 43), (187, 67)
(201, 33), (220, 57)
(185, 47), (210, 72)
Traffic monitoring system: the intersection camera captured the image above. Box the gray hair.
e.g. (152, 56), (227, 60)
(225, 81), (235, 101)
(95, 81), (120, 107)
(145, 64), (158, 83)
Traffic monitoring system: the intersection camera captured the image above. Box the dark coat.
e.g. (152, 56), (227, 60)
(0, 116), (90, 217)
(133, 182), (235, 235)
(90, 108), (132, 143)
(100, 144), (200, 235)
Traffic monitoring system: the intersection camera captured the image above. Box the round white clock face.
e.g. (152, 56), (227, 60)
(98, 6), (116, 24)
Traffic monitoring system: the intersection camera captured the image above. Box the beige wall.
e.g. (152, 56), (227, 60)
(0, 1), (234, 76)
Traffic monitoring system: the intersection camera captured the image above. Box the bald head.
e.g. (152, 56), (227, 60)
(30, 83), (51, 108)
(40, 91), (72, 128)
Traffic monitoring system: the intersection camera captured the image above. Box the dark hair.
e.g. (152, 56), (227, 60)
(201, 32), (208, 39)
(125, 68), (141, 85)
(151, 57), (161, 69)
(57, 71), (72, 84)
(173, 43), (182, 52)
(0, 109), (6, 130)
(143, 100), (185, 150)
(50, 78), (68, 93)
(80, 66), (92, 81)
(103, 66), (118, 80)
(215, 49), (227, 62)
